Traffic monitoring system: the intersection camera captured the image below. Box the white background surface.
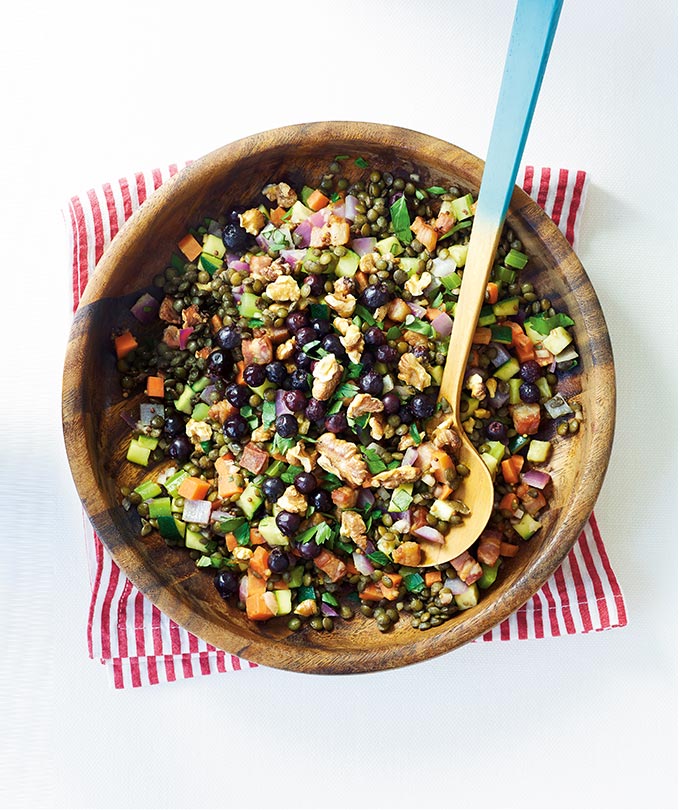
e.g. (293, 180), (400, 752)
(0, 1), (677, 808)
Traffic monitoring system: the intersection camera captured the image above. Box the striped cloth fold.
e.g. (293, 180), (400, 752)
(65, 163), (625, 688)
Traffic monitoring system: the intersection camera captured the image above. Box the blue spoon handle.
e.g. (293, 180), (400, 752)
(440, 0), (563, 411)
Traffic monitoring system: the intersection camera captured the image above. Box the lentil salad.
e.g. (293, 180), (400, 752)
(114, 158), (582, 634)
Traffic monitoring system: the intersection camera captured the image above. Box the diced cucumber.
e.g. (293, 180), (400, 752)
(174, 385), (195, 414)
(543, 326), (573, 355)
(191, 376), (210, 393)
(148, 497), (172, 519)
(527, 440), (552, 463)
(430, 365), (443, 385)
(185, 528), (211, 553)
(238, 291), (260, 319)
(288, 200), (314, 223)
(287, 565), (304, 589)
(164, 468), (190, 497)
(508, 377), (522, 405)
(460, 395), (479, 418)
(198, 252), (223, 276)
(493, 297), (520, 317)
(126, 439), (150, 467)
(375, 235), (403, 257)
(509, 433), (531, 454)
(514, 512), (542, 540)
(524, 323), (546, 345)
(258, 515), (288, 546)
(441, 272), (462, 291)
(388, 483), (413, 512)
(448, 244), (468, 267)
(450, 193), (475, 221)
(335, 250), (360, 277)
(536, 376), (552, 400)
(494, 357), (521, 381)
(300, 185), (315, 206)
(201, 233), (226, 259)
(274, 589), (292, 616)
(297, 585), (315, 603)
(490, 325), (513, 344)
(493, 264), (516, 284)
(477, 305), (497, 326)
(191, 402), (210, 421)
(454, 582), (479, 609)
(431, 499), (456, 522)
(134, 480), (162, 500)
(136, 434), (159, 450)
(486, 441), (506, 464)
(236, 483), (264, 520)
(398, 257), (422, 277)
(478, 561), (501, 589)
(264, 460), (286, 478)
(481, 452), (499, 477)
(504, 248), (528, 269)
(157, 515), (186, 541)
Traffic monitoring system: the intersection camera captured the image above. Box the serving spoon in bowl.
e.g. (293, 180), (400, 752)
(418, 0), (564, 566)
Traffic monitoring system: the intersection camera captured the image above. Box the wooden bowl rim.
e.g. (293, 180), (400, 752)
(62, 122), (615, 673)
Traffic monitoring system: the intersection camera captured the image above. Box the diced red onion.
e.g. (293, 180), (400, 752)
(210, 509), (233, 524)
(331, 203), (345, 219)
(130, 292), (159, 324)
(275, 389), (294, 417)
(344, 195), (359, 221)
(549, 359), (557, 373)
(521, 469), (552, 489)
(488, 386), (510, 409)
(402, 446), (419, 466)
(408, 302), (427, 318)
(179, 327), (194, 350)
(238, 575), (248, 602)
(352, 551), (375, 576)
(357, 488), (375, 509)
(350, 237), (376, 257)
(489, 343), (512, 368)
(308, 207), (330, 227)
(444, 576), (468, 595)
(255, 233), (269, 251)
(200, 384), (216, 404)
(414, 525), (445, 544)
(182, 499), (212, 525)
(431, 311), (453, 337)
(364, 540), (376, 555)
(227, 259), (250, 272)
(293, 219), (313, 247)
(225, 252), (240, 265)
(431, 257), (458, 278)
(321, 601), (340, 617)
(280, 248), (307, 268)
(389, 511), (412, 530)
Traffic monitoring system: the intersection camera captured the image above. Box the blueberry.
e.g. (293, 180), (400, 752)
(375, 344), (398, 364)
(275, 413), (298, 438)
(519, 382), (541, 403)
(289, 369), (310, 392)
(364, 326), (386, 347)
(311, 318), (331, 338)
(409, 393), (436, 419)
(214, 570), (238, 599)
(275, 511), (301, 537)
(222, 414), (249, 440)
(360, 350), (375, 368)
(325, 413), (348, 434)
(298, 539), (322, 559)
(167, 435), (192, 461)
(382, 393), (401, 414)
(294, 472), (317, 495)
(286, 311), (309, 332)
(163, 413), (185, 436)
(225, 383), (250, 408)
(283, 390), (306, 412)
(262, 477), (286, 501)
(207, 348), (232, 378)
(487, 421), (508, 441)
(222, 222), (250, 252)
(267, 547), (290, 573)
(294, 351), (312, 371)
(321, 334), (345, 356)
(305, 398), (326, 422)
(265, 361), (287, 384)
(304, 275), (326, 297)
(215, 326), (241, 350)
(360, 283), (391, 309)
(411, 346), (429, 361)
(310, 490), (333, 512)
(398, 406), (414, 425)
(243, 363), (266, 387)
(520, 360), (542, 383)
(227, 207), (246, 224)
(359, 369), (383, 396)
(295, 327), (317, 349)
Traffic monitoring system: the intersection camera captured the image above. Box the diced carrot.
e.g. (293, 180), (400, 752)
(178, 233), (202, 261)
(409, 216), (438, 252)
(344, 558), (360, 576)
(269, 206), (286, 226)
(501, 454), (524, 484)
(424, 571), (442, 586)
(247, 569), (266, 596)
(500, 542), (519, 557)
(514, 333), (537, 363)
(499, 492), (520, 513)
(472, 327), (492, 345)
(307, 189), (330, 211)
(215, 456), (242, 499)
(426, 307), (446, 321)
(272, 579), (290, 590)
(250, 527), (266, 545)
(516, 483), (547, 515)
(354, 271), (369, 292)
(235, 360), (245, 385)
(249, 546), (271, 579)
(145, 375), (165, 398)
(436, 484), (454, 501)
(379, 572), (403, 601)
(177, 476), (210, 501)
(114, 330), (138, 359)
(246, 593), (276, 621)
(429, 449), (455, 483)
(225, 533), (238, 552)
(210, 314), (223, 334)
(486, 282), (499, 304)
(358, 582), (384, 601)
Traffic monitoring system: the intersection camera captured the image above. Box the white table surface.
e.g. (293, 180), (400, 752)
(1, 1), (677, 808)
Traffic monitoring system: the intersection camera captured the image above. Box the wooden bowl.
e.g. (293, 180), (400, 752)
(62, 122), (615, 673)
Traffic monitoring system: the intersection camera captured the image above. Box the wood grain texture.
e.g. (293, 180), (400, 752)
(62, 122), (615, 674)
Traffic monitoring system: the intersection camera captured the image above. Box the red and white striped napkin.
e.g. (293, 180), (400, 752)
(65, 164), (626, 688)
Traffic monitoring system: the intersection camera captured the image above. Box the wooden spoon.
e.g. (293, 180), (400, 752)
(419, 0), (563, 566)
